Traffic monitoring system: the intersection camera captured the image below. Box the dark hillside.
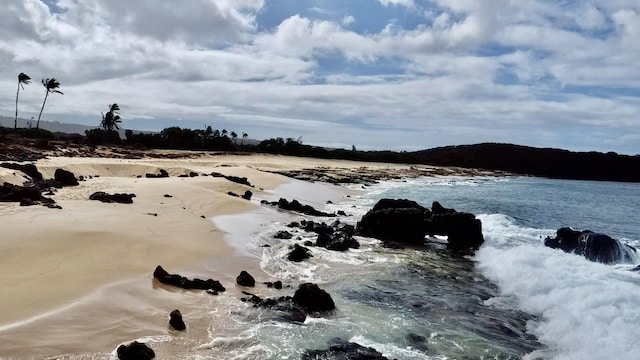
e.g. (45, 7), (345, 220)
(406, 143), (640, 182)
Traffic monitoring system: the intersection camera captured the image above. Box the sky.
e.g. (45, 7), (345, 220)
(0, 0), (639, 154)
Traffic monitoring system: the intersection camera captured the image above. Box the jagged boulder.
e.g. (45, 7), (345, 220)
(292, 283), (335, 313)
(54, 168), (79, 186)
(236, 271), (256, 287)
(357, 207), (428, 243)
(117, 341), (155, 360)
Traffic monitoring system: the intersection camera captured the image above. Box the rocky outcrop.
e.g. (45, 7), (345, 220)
(0, 163), (43, 182)
(117, 341), (155, 360)
(89, 191), (136, 204)
(0, 182), (45, 202)
(169, 309), (186, 331)
(153, 265), (226, 294)
(292, 283), (335, 313)
(236, 271), (256, 287)
(54, 168), (79, 186)
(261, 198), (336, 217)
(302, 338), (392, 360)
(544, 228), (637, 264)
(242, 190), (252, 200)
(356, 199), (484, 252)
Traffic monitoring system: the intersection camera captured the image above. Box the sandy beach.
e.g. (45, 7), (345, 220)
(0, 153), (443, 358)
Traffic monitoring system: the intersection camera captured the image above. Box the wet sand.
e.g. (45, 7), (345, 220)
(0, 153), (420, 358)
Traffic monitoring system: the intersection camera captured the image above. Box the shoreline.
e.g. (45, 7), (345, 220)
(0, 152), (510, 358)
(0, 153), (436, 358)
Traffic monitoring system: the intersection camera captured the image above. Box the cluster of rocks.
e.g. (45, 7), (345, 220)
(356, 199), (484, 253)
(261, 198), (336, 217)
(544, 227), (637, 264)
(0, 163), (85, 209)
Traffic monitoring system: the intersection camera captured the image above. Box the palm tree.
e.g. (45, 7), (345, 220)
(37, 78), (63, 129)
(101, 103), (122, 131)
(15, 73), (31, 129)
(241, 132), (248, 145)
(221, 129), (228, 138)
(231, 131), (238, 143)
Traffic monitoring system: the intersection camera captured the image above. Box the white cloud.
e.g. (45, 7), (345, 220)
(378, 0), (414, 7)
(342, 15), (356, 26)
(0, 0), (639, 154)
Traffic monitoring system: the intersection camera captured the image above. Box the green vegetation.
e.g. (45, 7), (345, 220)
(101, 104), (122, 131)
(15, 73), (31, 129)
(36, 78), (64, 129)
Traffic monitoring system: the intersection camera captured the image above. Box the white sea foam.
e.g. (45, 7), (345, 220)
(476, 216), (640, 360)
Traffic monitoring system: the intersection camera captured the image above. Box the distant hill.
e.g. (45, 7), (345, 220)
(405, 143), (640, 182)
(0, 116), (127, 137)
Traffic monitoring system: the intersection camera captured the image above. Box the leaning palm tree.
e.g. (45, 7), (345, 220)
(15, 73), (31, 129)
(101, 103), (122, 131)
(36, 78), (63, 129)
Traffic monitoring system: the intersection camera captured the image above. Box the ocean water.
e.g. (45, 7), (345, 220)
(204, 176), (640, 360)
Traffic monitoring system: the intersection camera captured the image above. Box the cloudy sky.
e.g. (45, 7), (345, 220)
(1, 0), (639, 153)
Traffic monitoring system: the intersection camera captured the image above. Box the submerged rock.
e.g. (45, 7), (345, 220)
(302, 338), (392, 360)
(116, 341), (155, 360)
(169, 309), (186, 331)
(287, 244), (312, 262)
(545, 228), (637, 264)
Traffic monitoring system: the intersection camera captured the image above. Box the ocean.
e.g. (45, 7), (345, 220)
(205, 176), (640, 359)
